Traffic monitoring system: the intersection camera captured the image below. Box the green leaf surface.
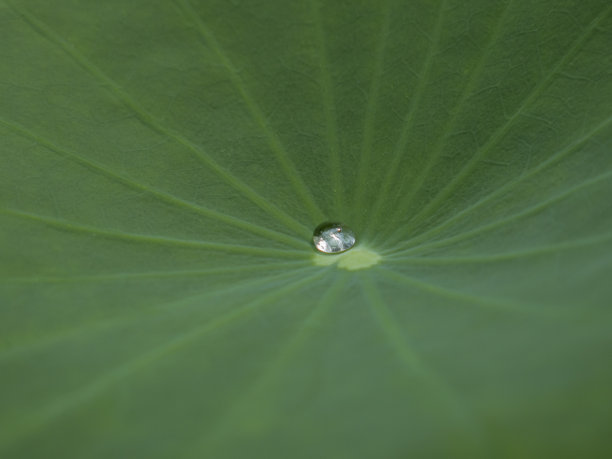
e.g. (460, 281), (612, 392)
(1, 0), (612, 457)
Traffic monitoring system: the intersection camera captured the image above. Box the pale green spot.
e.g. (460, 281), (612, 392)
(312, 246), (381, 271)
(312, 254), (338, 267)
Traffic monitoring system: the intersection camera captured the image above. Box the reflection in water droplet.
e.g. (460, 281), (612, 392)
(312, 222), (356, 254)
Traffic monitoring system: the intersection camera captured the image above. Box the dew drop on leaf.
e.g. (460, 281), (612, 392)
(312, 222), (356, 254)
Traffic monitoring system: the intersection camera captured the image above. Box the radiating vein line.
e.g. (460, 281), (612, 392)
(353, 3), (391, 225)
(385, 231), (612, 264)
(186, 273), (348, 456)
(5, 1), (310, 237)
(0, 267), (315, 361)
(360, 275), (481, 449)
(174, 0), (324, 223)
(0, 261), (311, 284)
(379, 1), (514, 241)
(2, 207), (308, 259)
(376, 267), (558, 316)
(311, 0), (343, 211)
(387, 114), (612, 252)
(361, 275), (422, 368)
(386, 4), (612, 245)
(0, 270), (327, 451)
(0, 118), (309, 249)
(366, 1), (447, 237)
(386, 168), (612, 256)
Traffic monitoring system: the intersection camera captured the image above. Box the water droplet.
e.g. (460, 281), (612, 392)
(312, 222), (356, 254)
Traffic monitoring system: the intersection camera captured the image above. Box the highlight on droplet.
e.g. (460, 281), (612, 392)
(312, 222), (356, 254)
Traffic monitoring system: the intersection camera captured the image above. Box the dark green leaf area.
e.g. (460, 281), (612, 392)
(1, 0), (611, 457)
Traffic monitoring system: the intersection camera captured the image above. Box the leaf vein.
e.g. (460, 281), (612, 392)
(387, 4), (612, 243)
(0, 118), (309, 249)
(2, 207), (308, 259)
(175, 0), (325, 223)
(5, 0), (309, 237)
